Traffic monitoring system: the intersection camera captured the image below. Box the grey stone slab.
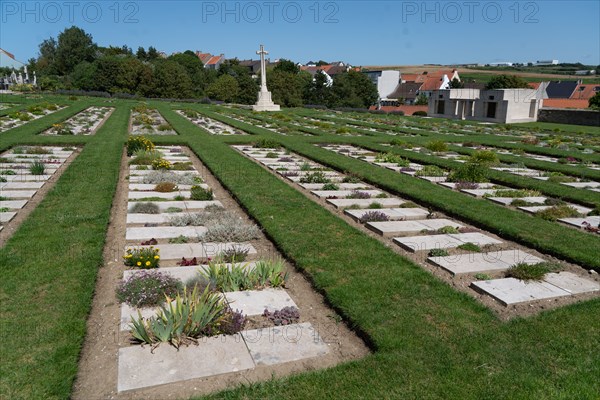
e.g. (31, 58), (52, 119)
(326, 197), (405, 209)
(224, 289), (297, 316)
(418, 176), (448, 183)
(519, 204), (592, 215)
(543, 272), (600, 294)
(126, 226), (207, 241)
(0, 200), (28, 210)
(558, 216), (600, 228)
(311, 189), (382, 199)
(562, 181), (600, 189)
(127, 201), (223, 212)
(428, 252), (512, 275)
(128, 183), (195, 191)
(242, 322), (329, 366)
(419, 219), (464, 231)
(0, 181), (44, 190)
(449, 232), (503, 246)
(393, 234), (466, 252)
(461, 189), (499, 197)
(367, 220), (428, 237)
(0, 211), (17, 223)
(1, 175), (51, 182)
(390, 208), (430, 220)
(118, 334), (255, 392)
(494, 249), (545, 266)
(126, 212), (189, 224)
(488, 197), (547, 206)
(123, 262), (257, 281)
(471, 278), (571, 306)
(202, 242), (257, 258)
(128, 191), (192, 200)
(299, 183), (369, 190)
(120, 304), (158, 331)
(142, 243), (206, 260)
(0, 190), (36, 199)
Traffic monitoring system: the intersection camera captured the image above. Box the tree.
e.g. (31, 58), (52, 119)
(54, 26), (96, 75)
(70, 61), (98, 91)
(273, 59), (299, 74)
(415, 93), (429, 105)
(485, 74), (530, 90)
(328, 70), (378, 108)
(235, 73), (259, 104)
(169, 51), (206, 95)
(206, 74), (239, 102)
(36, 37), (58, 75)
(449, 78), (464, 88)
(589, 92), (600, 110)
(136, 47), (147, 61)
(304, 71), (333, 106)
(152, 60), (193, 98)
(147, 46), (159, 61)
(268, 70), (304, 107)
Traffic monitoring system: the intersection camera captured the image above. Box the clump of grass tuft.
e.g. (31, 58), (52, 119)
(536, 205), (581, 221)
(505, 262), (561, 281)
(457, 242), (481, 252)
(129, 202), (160, 214)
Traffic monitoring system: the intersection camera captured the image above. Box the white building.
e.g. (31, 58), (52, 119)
(535, 60), (559, 66)
(427, 88), (543, 123)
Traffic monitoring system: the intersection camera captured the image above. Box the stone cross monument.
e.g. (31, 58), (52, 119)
(253, 44), (280, 111)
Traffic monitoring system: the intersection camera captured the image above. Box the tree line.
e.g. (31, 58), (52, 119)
(27, 26), (378, 108)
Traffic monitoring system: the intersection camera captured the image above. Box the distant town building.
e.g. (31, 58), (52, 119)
(195, 51), (225, 69)
(364, 70), (401, 100)
(427, 88), (543, 123)
(535, 60), (559, 66)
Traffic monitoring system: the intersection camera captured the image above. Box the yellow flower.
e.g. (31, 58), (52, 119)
(154, 255), (159, 259)
(136, 261), (141, 266)
(145, 261), (151, 266)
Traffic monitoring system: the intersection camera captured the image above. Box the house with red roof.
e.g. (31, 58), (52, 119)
(195, 51), (225, 70)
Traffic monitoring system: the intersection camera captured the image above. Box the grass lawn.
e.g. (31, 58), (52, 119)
(0, 97), (599, 399)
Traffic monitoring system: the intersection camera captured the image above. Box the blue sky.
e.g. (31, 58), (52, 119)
(1, 0), (599, 66)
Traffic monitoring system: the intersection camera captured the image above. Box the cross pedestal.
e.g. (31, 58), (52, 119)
(253, 44), (280, 112)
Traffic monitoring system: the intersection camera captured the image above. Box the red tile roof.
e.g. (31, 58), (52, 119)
(206, 55), (222, 65)
(419, 76), (445, 91)
(542, 99), (590, 109)
(570, 84), (600, 100)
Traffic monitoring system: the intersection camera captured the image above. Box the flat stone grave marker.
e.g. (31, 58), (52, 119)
(0, 211), (17, 223)
(519, 204), (592, 215)
(344, 207), (429, 221)
(471, 278), (571, 306)
(563, 182), (600, 189)
(128, 191), (192, 200)
(299, 183), (369, 190)
(558, 216), (600, 228)
(224, 288), (297, 316)
(125, 226), (207, 241)
(543, 272), (600, 294)
(128, 183), (195, 191)
(418, 176), (447, 183)
(203, 242), (257, 258)
(488, 197), (547, 206)
(0, 200), (28, 210)
(394, 234), (466, 252)
(439, 182), (497, 190)
(118, 334), (255, 392)
(448, 232), (503, 246)
(461, 189), (499, 197)
(367, 220), (430, 237)
(0, 182), (44, 189)
(126, 212), (190, 224)
(241, 322), (329, 366)
(0, 190), (37, 199)
(127, 200), (223, 212)
(311, 189), (382, 199)
(327, 197), (405, 209)
(1, 175), (51, 182)
(427, 249), (541, 275)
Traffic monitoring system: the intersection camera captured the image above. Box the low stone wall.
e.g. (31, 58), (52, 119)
(538, 108), (600, 127)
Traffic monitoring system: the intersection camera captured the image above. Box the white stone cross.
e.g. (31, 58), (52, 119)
(256, 44), (268, 91)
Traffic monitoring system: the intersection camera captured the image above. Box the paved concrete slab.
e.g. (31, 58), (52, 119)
(344, 208), (427, 222)
(138, 243), (206, 260)
(428, 252), (512, 275)
(494, 249), (545, 266)
(202, 242), (257, 258)
(129, 183), (195, 191)
(439, 182), (496, 190)
(123, 263), (257, 281)
(394, 234), (466, 252)
(419, 219), (464, 231)
(299, 183), (369, 190)
(461, 189), (499, 197)
(562, 181), (600, 189)
(471, 278), (571, 305)
(544, 272), (600, 294)
(519, 204), (592, 215)
(126, 213), (190, 224)
(1, 175), (51, 182)
(224, 289), (297, 316)
(126, 226), (207, 241)
(327, 198), (405, 209)
(118, 334), (255, 392)
(242, 322), (329, 366)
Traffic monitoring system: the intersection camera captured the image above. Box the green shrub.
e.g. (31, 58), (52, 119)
(428, 249), (449, 257)
(448, 162), (490, 183)
(29, 161), (45, 175)
(536, 205), (581, 221)
(130, 150), (163, 165)
(254, 138), (280, 148)
(506, 262), (561, 281)
(201, 259), (287, 292)
(322, 183), (339, 190)
(425, 140), (448, 152)
(127, 136), (155, 156)
(154, 182), (178, 192)
(190, 186), (213, 201)
(300, 171), (330, 184)
(469, 150), (499, 166)
(375, 152), (410, 166)
(129, 202), (160, 214)
(415, 165), (446, 177)
(457, 242), (481, 252)
(437, 226), (460, 234)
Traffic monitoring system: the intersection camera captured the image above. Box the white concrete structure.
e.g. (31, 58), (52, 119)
(427, 88), (543, 123)
(253, 44), (280, 112)
(364, 70), (401, 100)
